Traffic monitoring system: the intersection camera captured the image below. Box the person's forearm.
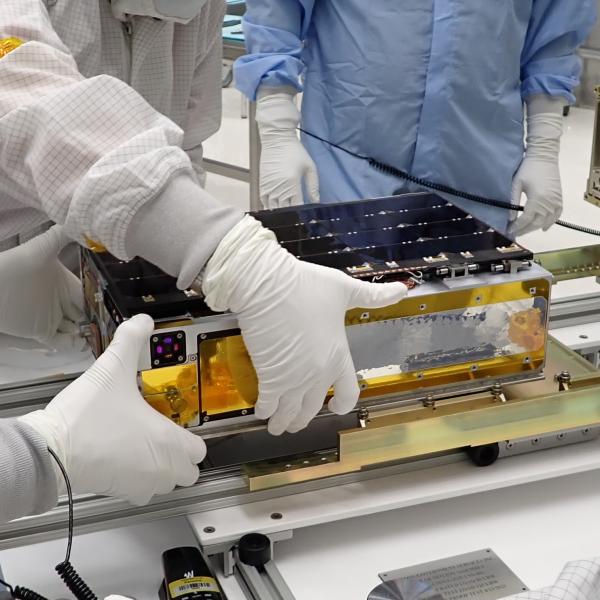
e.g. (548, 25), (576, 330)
(1, 0), (229, 264)
(0, 420), (58, 524)
(126, 175), (243, 289)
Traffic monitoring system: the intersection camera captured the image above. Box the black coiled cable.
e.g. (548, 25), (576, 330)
(47, 448), (98, 600)
(298, 127), (600, 238)
(55, 563), (97, 600)
(11, 588), (48, 600)
(0, 580), (49, 600)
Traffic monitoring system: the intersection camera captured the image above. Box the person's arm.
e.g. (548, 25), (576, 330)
(234, 0), (315, 101)
(0, 420), (58, 523)
(0, 0), (241, 275)
(510, 0), (597, 237)
(521, 0), (597, 106)
(233, 1), (319, 209)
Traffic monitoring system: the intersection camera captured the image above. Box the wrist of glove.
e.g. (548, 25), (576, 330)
(509, 102), (564, 238)
(256, 88), (320, 209)
(19, 314), (207, 505)
(200, 216), (408, 435)
(0, 225), (85, 351)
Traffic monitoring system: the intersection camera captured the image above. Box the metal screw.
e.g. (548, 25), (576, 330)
(203, 526), (215, 534)
(531, 438), (539, 445)
(178, 355), (184, 362)
(475, 296), (482, 303)
(358, 407), (370, 427)
(271, 513), (283, 520)
(203, 415), (210, 422)
(422, 395), (435, 408)
(557, 433), (565, 440)
(580, 334), (589, 339)
(529, 287), (537, 295)
(241, 409), (248, 415)
(177, 333), (183, 339)
(152, 336), (159, 343)
(506, 441), (514, 450)
(153, 359), (160, 366)
(419, 304), (427, 311)
(200, 334), (207, 340)
(583, 428), (590, 436)
(470, 364), (478, 372)
(556, 370), (572, 391)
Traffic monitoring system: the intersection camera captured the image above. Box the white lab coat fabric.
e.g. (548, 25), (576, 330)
(502, 559), (600, 599)
(0, 0), (225, 259)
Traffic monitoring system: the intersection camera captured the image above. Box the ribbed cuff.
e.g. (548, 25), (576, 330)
(526, 94), (566, 116)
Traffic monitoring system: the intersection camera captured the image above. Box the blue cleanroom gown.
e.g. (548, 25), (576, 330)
(235, 1), (596, 231)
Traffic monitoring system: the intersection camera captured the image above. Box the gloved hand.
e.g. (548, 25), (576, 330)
(0, 225), (85, 351)
(19, 314), (207, 505)
(201, 216), (408, 435)
(256, 88), (320, 209)
(509, 96), (564, 238)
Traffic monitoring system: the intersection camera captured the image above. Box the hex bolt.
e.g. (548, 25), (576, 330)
(556, 370), (572, 391)
(358, 407), (370, 428)
(422, 395), (435, 408)
(491, 382), (507, 403)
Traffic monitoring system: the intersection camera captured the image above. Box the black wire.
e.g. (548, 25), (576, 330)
(47, 447), (73, 564)
(48, 449), (98, 600)
(298, 127), (600, 238)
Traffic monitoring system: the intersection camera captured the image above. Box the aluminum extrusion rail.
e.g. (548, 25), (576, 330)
(0, 454), (464, 551)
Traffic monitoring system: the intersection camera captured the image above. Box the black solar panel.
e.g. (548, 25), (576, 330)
(253, 193), (532, 281)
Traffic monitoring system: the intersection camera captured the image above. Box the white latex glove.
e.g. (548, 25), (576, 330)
(509, 97), (564, 238)
(0, 225), (85, 351)
(202, 216), (408, 435)
(19, 314), (207, 505)
(501, 559), (600, 599)
(256, 88), (320, 209)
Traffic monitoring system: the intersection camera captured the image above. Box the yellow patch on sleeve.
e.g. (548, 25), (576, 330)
(84, 237), (108, 253)
(0, 37), (24, 59)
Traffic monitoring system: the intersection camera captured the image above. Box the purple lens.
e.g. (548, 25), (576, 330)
(156, 346), (163, 354)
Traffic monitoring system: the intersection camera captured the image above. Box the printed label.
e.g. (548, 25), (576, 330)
(169, 577), (219, 598)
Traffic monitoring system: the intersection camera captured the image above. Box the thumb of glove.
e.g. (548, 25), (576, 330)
(346, 279), (408, 310)
(83, 314), (154, 388)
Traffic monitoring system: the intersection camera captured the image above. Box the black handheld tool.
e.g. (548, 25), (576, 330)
(159, 547), (224, 600)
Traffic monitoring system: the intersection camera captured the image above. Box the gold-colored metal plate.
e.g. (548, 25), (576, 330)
(534, 246), (600, 281)
(141, 364), (199, 427)
(246, 337), (600, 491)
(199, 335), (258, 416)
